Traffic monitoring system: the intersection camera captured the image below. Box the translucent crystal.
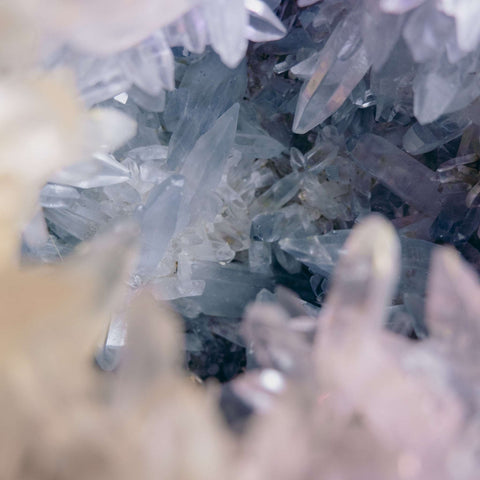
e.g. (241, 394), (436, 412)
(175, 261), (274, 317)
(88, 107), (137, 152)
(429, 194), (480, 244)
(49, 152), (130, 189)
(370, 39), (415, 122)
(380, 0), (426, 14)
(203, 0), (248, 68)
(279, 230), (349, 277)
(362, 0), (405, 72)
(39, 184), (80, 209)
(403, 3), (454, 64)
(425, 246), (480, 364)
(128, 85), (166, 112)
(439, 0), (480, 52)
(72, 54), (133, 107)
(166, 53), (246, 169)
(437, 153), (478, 173)
(180, 103), (240, 223)
(136, 174), (185, 279)
(318, 216), (400, 328)
(245, 0), (286, 42)
(165, 7), (208, 54)
(43, 196), (111, 241)
(412, 52), (480, 124)
(126, 145), (169, 163)
(243, 301), (312, 375)
(152, 274), (205, 301)
(249, 240), (272, 274)
(235, 106), (285, 160)
(351, 134), (442, 215)
(280, 227), (434, 300)
(292, 7), (371, 134)
(250, 172), (303, 216)
(403, 112), (471, 155)
(120, 30), (174, 95)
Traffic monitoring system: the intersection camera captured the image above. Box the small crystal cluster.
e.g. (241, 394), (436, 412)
(2, 0), (480, 478)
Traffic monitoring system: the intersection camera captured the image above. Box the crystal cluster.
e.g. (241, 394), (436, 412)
(24, 0), (480, 320)
(3, 0), (480, 478)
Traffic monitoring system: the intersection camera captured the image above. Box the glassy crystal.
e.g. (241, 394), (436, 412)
(120, 30), (174, 95)
(180, 103), (240, 223)
(403, 112), (471, 155)
(351, 133), (443, 215)
(293, 7), (371, 133)
(39, 184), (80, 209)
(166, 53), (246, 169)
(49, 153), (130, 189)
(136, 174), (185, 279)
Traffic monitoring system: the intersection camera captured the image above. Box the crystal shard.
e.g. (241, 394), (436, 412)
(280, 228), (434, 301)
(136, 174), (184, 280)
(439, 0), (480, 52)
(292, 8), (371, 134)
(203, 0), (248, 68)
(39, 184), (80, 209)
(402, 3), (454, 64)
(120, 30), (174, 95)
(72, 54), (133, 107)
(279, 230), (348, 277)
(250, 172), (303, 216)
(351, 133), (442, 215)
(403, 112), (471, 155)
(165, 7), (208, 54)
(362, 0), (405, 72)
(180, 103), (239, 223)
(49, 153), (130, 189)
(245, 0), (286, 42)
(166, 53), (246, 169)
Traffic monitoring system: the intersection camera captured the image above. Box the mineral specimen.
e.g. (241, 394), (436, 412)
(2, 0), (480, 478)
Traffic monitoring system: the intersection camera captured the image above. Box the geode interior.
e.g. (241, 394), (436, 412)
(5, 1), (480, 478)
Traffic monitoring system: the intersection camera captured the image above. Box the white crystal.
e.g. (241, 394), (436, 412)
(50, 153), (130, 189)
(203, 0), (248, 68)
(120, 30), (174, 95)
(439, 0), (480, 52)
(165, 6), (208, 54)
(88, 107), (137, 152)
(113, 92), (128, 104)
(245, 0), (286, 42)
(380, 0), (426, 14)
